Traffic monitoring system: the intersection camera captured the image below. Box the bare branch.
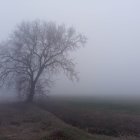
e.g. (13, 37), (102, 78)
(0, 20), (86, 102)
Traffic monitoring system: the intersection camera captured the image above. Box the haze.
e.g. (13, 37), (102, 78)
(0, 0), (140, 100)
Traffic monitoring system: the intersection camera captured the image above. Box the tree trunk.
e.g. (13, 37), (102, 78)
(26, 82), (35, 102)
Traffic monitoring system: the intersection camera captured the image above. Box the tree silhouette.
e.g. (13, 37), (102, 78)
(0, 20), (86, 102)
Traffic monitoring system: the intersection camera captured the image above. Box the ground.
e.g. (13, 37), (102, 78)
(0, 102), (110, 140)
(0, 100), (139, 140)
(37, 97), (140, 140)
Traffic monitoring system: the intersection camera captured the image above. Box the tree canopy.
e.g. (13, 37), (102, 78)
(0, 20), (86, 102)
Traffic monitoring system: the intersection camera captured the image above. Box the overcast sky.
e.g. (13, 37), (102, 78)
(0, 0), (140, 99)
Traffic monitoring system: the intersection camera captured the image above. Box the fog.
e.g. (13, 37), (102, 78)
(0, 0), (140, 100)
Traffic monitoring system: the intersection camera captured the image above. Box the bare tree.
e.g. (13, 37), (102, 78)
(0, 20), (86, 102)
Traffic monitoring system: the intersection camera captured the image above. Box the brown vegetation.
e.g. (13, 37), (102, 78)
(37, 98), (140, 138)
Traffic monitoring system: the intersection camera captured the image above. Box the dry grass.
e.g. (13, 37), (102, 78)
(0, 102), (98, 140)
(37, 98), (140, 139)
(0, 102), (139, 140)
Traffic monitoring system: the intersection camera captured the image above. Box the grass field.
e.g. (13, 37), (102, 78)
(0, 102), (123, 140)
(0, 102), (98, 140)
(0, 97), (140, 140)
(37, 96), (140, 139)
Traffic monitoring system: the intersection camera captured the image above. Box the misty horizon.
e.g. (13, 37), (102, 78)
(0, 0), (140, 100)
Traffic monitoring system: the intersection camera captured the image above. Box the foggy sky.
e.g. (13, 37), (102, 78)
(0, 0), (140, 99)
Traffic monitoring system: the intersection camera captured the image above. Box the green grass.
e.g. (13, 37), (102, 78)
(37, 97), (140, 138)
(0, 102), (114, 140)
(1, 100), (140, 140)
(53, 98), (140, 114)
